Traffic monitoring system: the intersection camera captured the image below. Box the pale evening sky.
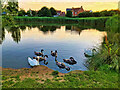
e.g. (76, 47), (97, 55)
(18, 0), (119, 12)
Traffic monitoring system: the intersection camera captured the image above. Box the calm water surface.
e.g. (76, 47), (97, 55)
(2, 25), (106, 73)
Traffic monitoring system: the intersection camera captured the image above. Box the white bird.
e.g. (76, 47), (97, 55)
(28, 57), (39, 67)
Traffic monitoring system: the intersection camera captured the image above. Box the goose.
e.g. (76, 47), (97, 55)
(55, 57), (70, 71)
(34, 49), (44, 56)
(63, 57), (77, 64)
(84, 49), (97, 57)
(51, 50), (57, 57)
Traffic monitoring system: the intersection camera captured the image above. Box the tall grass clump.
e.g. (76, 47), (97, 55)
(105, 15), (120, 33)
(87, 15), (120, 72)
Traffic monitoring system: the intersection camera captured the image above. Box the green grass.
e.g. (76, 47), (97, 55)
(52, 71), (59, 76)
(2, 70), (118, 88)
(14, 16), (110, 27)
(106, 15), (120, 32)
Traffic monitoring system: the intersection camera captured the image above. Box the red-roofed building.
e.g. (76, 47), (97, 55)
(71, 6), (84, 16)
(55, 10), (65, 17)
(60, 12), (65, 16)
(56, 11), (61, 16)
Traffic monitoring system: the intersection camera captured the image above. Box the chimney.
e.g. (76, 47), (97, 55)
(81, 6), (83, 8)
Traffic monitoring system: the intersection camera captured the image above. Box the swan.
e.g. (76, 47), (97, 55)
(51, 50), (57, 57)
(34, 49), (44, 56)
(28, 57), (39, 67)
(63, 57), (77, 64)
(34, 55), (48, 65)
(84, 49), (97, 57)
(55, 57), (70, 71)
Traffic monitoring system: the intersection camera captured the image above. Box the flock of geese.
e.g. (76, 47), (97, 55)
(28, 49), (77, 71)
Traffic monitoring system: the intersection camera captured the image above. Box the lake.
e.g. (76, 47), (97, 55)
(2, 25), (106, 73)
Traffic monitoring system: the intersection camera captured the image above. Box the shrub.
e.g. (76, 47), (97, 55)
(52, 71), (59, 76)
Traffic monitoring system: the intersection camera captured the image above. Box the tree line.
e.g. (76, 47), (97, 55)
(18, 7), (57, 17)
(2, 1), (120, 18)
(78, 10), (120, 17)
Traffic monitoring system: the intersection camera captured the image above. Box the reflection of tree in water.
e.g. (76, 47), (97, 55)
(0, 28), (5, 44)
(66, 26), (72, 30)
(27, 25), (32, 30)
(31, 25), (37, 28)
(2, 28), (5, 41)
(8, 26), (21, 43)
(19, 26), (26, 31)
(37, 26), (58, 34)
(65, 25), (82, 36)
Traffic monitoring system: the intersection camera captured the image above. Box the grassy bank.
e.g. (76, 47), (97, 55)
(14, 16), (110, 27)
(2, 66), (118, 88)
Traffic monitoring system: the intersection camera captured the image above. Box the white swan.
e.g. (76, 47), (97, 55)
(28, 57), (39, 66)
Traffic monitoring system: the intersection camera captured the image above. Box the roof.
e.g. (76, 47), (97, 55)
(72, 6), (84, 12)
(66, 8), (72, 11)
(56, 11), (61, 13)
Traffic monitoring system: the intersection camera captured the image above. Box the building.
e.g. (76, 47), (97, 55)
(56, 11), (61, 16)
(56, 10), (65, 17)
(72, 6), (84, 16)
(66, 8), (72, 11)
(66, 6), (93, 16)
(60, 12), (65, 17)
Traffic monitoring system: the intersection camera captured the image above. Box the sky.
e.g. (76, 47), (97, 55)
(18, 0), (119, 12)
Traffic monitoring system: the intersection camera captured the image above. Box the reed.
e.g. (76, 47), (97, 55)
(14, 16), (110, 25)
(87, 15), (120, 72)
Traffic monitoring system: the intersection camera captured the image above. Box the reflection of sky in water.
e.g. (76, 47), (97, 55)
(2, 26), (106, 73)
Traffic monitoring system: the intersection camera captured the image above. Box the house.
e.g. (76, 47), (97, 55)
(72, 6), (84, 16)
(66, 6), (85, 16)
(56, 11), (65, 17)
(66, 8), (72, 11)
(56, 11), (61, 16)
(60, 12), (65, 17)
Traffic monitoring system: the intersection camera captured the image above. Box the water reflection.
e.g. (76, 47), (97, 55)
(3, 25), (85, 43)
(2, 25), (106, 73)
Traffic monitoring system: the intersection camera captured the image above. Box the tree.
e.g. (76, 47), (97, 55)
(38, 7), (52, 17)
(32, 10), (37, 16)
(93, 12), (101, 17)
(50, 7), (57, 16)
(66, 10), (72, 17)
(26, 10), (31, 16)
(6, 2), (18, 15)
(18, 9), (26, 16)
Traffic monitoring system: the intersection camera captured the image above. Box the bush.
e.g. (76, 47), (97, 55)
(52, 71), (59, 76)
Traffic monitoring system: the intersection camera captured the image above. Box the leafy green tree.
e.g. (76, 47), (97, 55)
(6, 2), (18, 15)
(38, 7), (52, 17)
(31, 10), (37, 16)
(2, 1), (18, 26)
(66, 10), (72, 17)
(18, 9), (26, 16)
(26, 10), (31, 16)
(50, 7), (57, 16)
(92, 12), (101, 17)
(78, 12), (93, 17)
